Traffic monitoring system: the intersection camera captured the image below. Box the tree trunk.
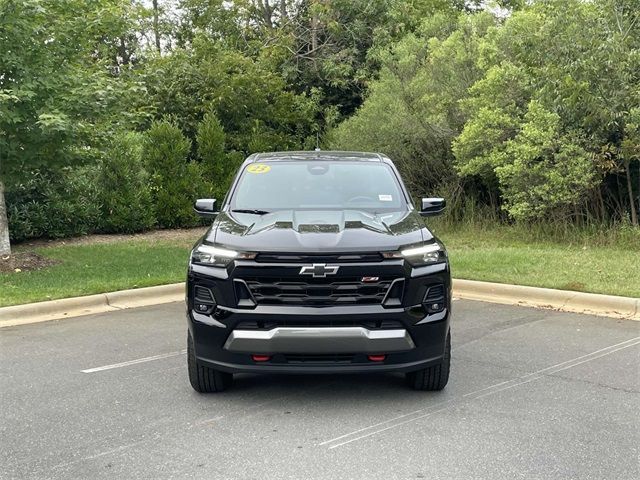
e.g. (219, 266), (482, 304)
(118, 36), (130, 65)
(596, 186), (606, 224)
(624, 159), (638, 225)
(309, 1), (320, 73)
(152, 0), (161, 53)
(310, 12), (318, 54)
(256, 0), (274, 29)
(0, 180), (11, 256)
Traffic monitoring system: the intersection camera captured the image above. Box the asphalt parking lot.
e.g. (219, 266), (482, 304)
(1, 299), (638, 480)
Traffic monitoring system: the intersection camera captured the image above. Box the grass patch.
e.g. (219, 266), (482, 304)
(434, 224), (640, 298)
(1, 225), (638, 307)
(1, 240), (193, 307)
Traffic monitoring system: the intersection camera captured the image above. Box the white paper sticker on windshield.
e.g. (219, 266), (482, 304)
(379, 194), (393, 202)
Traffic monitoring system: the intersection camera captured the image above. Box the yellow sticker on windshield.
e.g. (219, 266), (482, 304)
(247, 164), (271, 174)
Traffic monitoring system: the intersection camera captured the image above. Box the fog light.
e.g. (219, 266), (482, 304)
(425, 302), (444, 314)
(194, 285), (216, 314)
(423, 284), (445, 314)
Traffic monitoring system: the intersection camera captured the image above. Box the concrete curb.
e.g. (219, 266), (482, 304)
(453, 279), (640, 321)
(0, 283), (184, 328)
(0, 280), (638, 328)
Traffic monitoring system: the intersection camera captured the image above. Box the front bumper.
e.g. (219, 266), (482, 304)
(187, 258), (451, 374)
(224, 326), (415, 354)
(187, 304), (450, 374)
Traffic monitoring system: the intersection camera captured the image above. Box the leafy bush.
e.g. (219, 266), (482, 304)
(45, 166), (102, 238)
(197, 111), (226, 175)
(187, 161), (217, 204)
(6, 122), (214, 242)
(5, 171), (49, 242)
(6, 167), (101, 241)
(99, 132), (155, 233)
(143, 119), (201, 228)
(196, 111), (229, 200)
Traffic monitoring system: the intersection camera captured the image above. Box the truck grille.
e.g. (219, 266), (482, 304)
(256, 253), (383, 263)
(242, 277), (395, 306)
(236, 319), (404, 329)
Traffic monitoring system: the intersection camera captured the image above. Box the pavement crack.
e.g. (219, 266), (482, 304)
(454, 355), (531, 375)
(546, 371), (640, 394)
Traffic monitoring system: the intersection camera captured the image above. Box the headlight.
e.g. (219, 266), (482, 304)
(191, 244), (255, 267)
(399, 243), (447, 266)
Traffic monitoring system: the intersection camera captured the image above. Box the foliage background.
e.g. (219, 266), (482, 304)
(1, 0), (638, 243)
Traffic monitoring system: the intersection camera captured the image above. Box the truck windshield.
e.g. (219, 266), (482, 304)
(230, 161), (407, 212)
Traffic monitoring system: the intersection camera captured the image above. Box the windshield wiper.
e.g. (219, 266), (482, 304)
(231, 209), (272, 215)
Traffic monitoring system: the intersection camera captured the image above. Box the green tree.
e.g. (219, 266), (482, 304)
(143, 39), (319, 153)
(143, 119), (200, 228)
(0, 0), (149, 252)
(454, 0), (639, 223)
(197, 111), (226, 178)
(197, 111), (236, 201)
(178, 0), (468, 124)
(331, 12), (494, 197)
(495, 102), (594, 221)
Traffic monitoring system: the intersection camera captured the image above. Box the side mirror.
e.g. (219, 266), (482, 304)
(194, 198), (218, 218)
(420, 197), (446, 217)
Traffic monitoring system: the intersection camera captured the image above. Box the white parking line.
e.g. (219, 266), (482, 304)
(81, 350), (186, 373)
(470, 336), (640, 400)
(321, 336), (640, 449)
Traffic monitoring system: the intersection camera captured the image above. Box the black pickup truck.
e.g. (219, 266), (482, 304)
(186, 151), (451, 392)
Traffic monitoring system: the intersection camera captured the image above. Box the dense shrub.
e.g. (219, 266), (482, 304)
(143, 120), (202, 228)
(45, 166), (102, 238)
(5, 171), (49, 242)
(197, 111), (226, 176)
(6, 166), (101, 241)
(196, 111), (239, 202)
(6, 122), (218, 242)
(197, 111), (226, 199)
(99, 132), (155, 233)
(187, 161), (217, 204)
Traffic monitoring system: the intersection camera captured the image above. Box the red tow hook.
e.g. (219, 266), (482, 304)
(252, 355), (271, 362)
(367, 354), (386, 362)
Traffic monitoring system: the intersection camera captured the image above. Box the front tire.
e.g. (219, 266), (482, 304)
(406, 330), (451, 391)
(187, 331), (233, 393)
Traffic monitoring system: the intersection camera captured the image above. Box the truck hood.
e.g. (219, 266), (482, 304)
(205, 209), (431, 253)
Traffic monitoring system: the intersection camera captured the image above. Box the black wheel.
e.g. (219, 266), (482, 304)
(187, 331), (233, 393)
(406, 330), (451, 391)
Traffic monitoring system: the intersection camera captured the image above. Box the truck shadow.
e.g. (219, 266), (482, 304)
(230, 372), (408, 393)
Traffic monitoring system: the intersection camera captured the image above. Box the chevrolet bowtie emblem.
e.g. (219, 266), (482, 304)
(299, 263), (339, 278)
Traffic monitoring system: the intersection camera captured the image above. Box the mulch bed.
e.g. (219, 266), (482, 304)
(0, 252), (60, 273)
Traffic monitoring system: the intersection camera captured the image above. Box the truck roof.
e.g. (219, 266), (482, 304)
(248, 151), (388, 162)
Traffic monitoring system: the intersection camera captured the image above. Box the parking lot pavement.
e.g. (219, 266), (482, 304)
(1, 300), (638, 480)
